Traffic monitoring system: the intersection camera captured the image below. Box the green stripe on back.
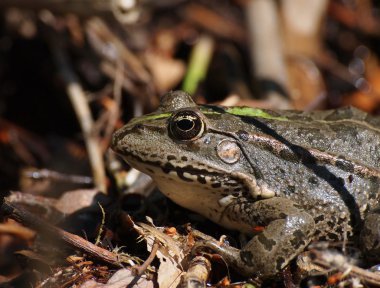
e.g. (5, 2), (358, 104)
(225, 107), (288, 121)
(128, 112), (172, 126)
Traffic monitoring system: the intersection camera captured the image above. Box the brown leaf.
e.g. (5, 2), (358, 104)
(55, 189), (108, 214)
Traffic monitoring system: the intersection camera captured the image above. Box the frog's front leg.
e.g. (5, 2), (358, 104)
(360, 208), (380, 258)
(194, 197), (316, 277)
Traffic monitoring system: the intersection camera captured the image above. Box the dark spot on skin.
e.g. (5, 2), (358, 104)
(276, 257), (286, 270)
(336, 156), (355, 173)
(177, 170), (193, 182)
(237, 130), (249, 141)
(226, 182), (239, 187)
(284, 185), (295, 196)
(327, 232), (339, 241)
(211, 182), (222, 188)
(279, 148), (298, 162)
(134, 124), (143, 130)
(337, 217), (346, 225)
(348, 175), (354, 183)
(315, 215), (324, 223)
(181, 156), (188, 161)
(240, 251), (254, 266)
(290, 230), (306, 249)
(162, 162), (175, 174)
(257, 233), (276, 251)
(335, 226), (343, 235)
(197, 175), (206, 184)
(308, 176), (318, 185)
(167, 155), (176, 161)
(313, 229), (321, 236)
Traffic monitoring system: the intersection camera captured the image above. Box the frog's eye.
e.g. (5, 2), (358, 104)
(169, 110), (205, 141)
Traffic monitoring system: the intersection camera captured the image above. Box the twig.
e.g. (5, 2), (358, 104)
(86, 18), (150, 84)
(51, 37), (107, 193)
(23, 168), (93, 184)
(132, 241), (159, 276)
(182, 3), (246, 43)
(0, 199), (124, 267)
(102, 59), (123, 149)
(86, 18), (157, 108)
(282, 0), (328, 57)
(311, 249), (380, 287)
(245, 0), (290, 108)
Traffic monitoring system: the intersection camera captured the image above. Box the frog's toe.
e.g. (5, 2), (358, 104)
(360, 210), (380, 259)
(191, 239), (256, 276)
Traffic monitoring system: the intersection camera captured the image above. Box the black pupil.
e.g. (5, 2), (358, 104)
(177, 119), (194, 131)
(170, 110), (203, 141)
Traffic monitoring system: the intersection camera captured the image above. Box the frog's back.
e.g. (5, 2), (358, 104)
(266, 106), (380, 170)
(225, 106), (380, 240)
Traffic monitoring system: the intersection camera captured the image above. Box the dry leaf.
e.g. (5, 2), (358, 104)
(55, 189), (108, 214)
(80, 268), (154, 288)
(135, 222), (186, 288)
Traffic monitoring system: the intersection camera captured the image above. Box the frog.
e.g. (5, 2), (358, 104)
(111, 90), (380, 278)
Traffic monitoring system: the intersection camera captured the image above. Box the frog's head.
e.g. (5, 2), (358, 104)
(111, 91), (273, 218)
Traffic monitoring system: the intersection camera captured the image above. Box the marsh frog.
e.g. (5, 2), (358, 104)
(111, 91), (380, 277)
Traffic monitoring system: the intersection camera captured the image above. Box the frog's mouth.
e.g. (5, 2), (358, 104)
(116, 147), (249, 196)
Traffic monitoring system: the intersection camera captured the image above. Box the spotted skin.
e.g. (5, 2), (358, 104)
(111, 91), (380, 278)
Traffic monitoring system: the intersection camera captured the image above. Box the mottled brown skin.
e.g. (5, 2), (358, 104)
(111, 91), (380, 277)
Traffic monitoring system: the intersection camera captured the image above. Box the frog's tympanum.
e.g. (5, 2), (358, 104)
(111, 91), (380, 277)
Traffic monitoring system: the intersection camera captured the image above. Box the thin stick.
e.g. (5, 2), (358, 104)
(245, 0), (290, 108)
(0, 200), (123, 267)
(51, 38), (107, 193)
(102, 59), (123, 148)
(132, 241), (159, 276)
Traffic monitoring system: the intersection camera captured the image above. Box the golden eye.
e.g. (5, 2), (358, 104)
(169, 110), (205, 141)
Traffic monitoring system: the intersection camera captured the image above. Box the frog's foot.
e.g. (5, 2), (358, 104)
(192, 210), (315, 278)
(204, 198), (316, 277)
(360, 209), (380, 259)
(239, 212), (315, 277)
